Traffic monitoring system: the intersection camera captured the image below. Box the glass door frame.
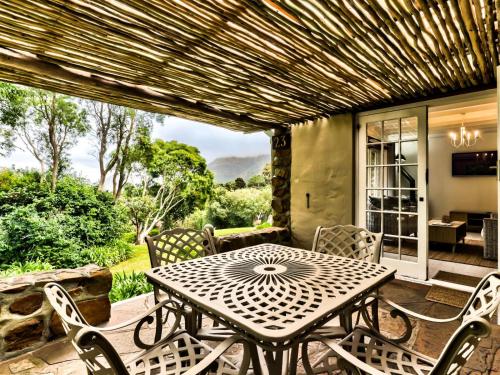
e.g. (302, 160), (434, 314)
(357, 106), (428, 280)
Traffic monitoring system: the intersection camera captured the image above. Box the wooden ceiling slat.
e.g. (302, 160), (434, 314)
(0, 0), (496, 132)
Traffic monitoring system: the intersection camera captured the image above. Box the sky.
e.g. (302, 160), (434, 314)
(0, 116), (271, 183)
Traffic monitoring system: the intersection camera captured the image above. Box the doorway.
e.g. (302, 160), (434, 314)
(357, 107), (428, 280)
(427, 95), (498, 280)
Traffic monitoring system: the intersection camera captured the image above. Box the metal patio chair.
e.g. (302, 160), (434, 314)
(302, 271), (500, 375)
(312, 225), (384, 331)
(145, 226), (233, 340)
(289, 225), (383, 374)
(44, 282), (250, 375)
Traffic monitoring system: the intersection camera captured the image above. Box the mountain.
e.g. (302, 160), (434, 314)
(208, 155), (270, 183)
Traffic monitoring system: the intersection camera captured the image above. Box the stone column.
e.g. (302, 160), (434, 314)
(271, 127), (291, 228)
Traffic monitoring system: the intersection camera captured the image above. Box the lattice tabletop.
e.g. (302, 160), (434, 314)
(146, 244), (395, 347)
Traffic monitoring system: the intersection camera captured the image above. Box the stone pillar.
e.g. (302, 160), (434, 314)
(271, 127), (291, 228)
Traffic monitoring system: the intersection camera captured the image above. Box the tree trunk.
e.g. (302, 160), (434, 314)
(51, 157), (58, 192)
(98, 171), (106, 191)
(135, 231), (147, 245)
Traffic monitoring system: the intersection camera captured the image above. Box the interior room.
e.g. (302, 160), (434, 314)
(427, 98), (498, 269)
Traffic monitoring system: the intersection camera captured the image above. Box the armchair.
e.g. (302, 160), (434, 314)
(302, 271), (500, 375)
(44, 282), (250, 375)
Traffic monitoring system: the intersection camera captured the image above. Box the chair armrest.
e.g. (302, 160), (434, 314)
(96, 299), (181, 332)
(183, 335), (250, 375)
(304, 335), (386, 375)
(96, 299), (182, 350)
(377, 295), (461, 323)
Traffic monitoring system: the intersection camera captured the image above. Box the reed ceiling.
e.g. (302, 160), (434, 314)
(0, 0), (497, 132)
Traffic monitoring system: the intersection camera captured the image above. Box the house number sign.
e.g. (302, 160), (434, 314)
(272, 134), (290, 150)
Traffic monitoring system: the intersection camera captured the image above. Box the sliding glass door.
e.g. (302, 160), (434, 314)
(358, 107), (428, 280)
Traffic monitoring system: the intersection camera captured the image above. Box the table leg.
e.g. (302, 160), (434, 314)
(249, 344), (264, 375)
(339, 309), (353, 333)
(263, 349), (287, 375)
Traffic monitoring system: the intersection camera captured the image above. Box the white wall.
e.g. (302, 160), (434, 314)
(428, 129), (497, 219)
(290, 114), (353, 249)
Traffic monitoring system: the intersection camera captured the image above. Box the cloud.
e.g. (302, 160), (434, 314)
(0, 117), (271, 183)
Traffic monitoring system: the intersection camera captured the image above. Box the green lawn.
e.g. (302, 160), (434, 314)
(111, 227), (255, 274)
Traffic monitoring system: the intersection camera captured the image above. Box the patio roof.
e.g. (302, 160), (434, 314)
(0, 1), (497, 132)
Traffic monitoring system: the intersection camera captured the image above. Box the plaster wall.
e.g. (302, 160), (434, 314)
(290, 114), (354, 248)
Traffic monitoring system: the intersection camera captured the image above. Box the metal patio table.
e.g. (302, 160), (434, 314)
(145, 243), (395, 374)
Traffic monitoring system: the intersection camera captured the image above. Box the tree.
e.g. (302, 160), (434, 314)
(14, 90), (88, 190)
(123, 140), (214, 243)
(87, 101), (134, 191)
(247, 163), (272, 188)
(111, 109), (154, 199)
(234, 177), (246, 189)
(0, 83), (30, 157)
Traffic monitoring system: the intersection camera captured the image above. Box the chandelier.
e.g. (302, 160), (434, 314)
(449, 114), (480, 148)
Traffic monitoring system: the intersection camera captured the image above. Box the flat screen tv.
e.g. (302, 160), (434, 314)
(452, 151), (497, 176)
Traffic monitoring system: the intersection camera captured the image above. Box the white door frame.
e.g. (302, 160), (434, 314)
(357, 106), (428, 280)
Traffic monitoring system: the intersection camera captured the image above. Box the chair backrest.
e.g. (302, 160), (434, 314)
(431, 318), (491, 375)
(145, 226), (217, 268)
(44, 282), (88, 339)
(44, 283), (128, 374)
(461, 271), (500, 322)
(312, 224), (382, 263)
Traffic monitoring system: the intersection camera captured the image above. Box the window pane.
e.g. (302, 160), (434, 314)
(367, 167), (383, 188)
(400, 165), (417, 188)
(383, 118), (400, 142)
(399, 141), (418, 164)
(367, 121), (382, 143)
(366, 212), (381, 233)
(382, 237), (400, 259)
(384, 213), (399, 236)
(401, 190), (418, 212)
(383, 143), (398, 164)
(367, 144), (382, 165)
(401, 117), (417, 141)
(401, 213), (418, 238)
(383, 190), (400, 211)
(400, 239), (418, 263)
(367, 190), (382, 211)
(384, 166), (400, 188)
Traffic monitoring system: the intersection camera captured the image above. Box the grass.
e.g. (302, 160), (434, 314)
(110, 227), (255, 275)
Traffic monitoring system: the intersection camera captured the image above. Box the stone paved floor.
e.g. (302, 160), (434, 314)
(0, 279), (498, 374)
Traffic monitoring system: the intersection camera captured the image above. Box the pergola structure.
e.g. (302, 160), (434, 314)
(0, 0), (497, 132)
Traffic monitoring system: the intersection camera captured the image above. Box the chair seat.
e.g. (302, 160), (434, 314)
(125, 332), (239, 375)
(314, 327), (436, 375)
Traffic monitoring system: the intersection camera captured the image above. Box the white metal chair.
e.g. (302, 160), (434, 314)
(312, 225), (383, 263)
(44, 282), (250, 375)
(302, 271), (500, 375)
(145, 226), (233, 340)
(289, 225), (383, 374)
(312, 225), (384, 331)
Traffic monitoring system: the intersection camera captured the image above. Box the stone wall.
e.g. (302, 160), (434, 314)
(271, 127), (291, 228)
(0, 265), (112, 360)
(215, 227), (291, 253)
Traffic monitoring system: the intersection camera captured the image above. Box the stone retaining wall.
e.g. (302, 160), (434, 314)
(0, 265), (112, 360)
(215, 226), (291, 253)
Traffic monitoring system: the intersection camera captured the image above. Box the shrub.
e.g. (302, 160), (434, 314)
(0, 171), (129, 268)
(181, 208), (207, 230)
(109, 271), (153, 303)
(0, 205), (83, 268)
(0, 261), (53, 278)
(121, 231), (137, 244)
(81, 240), (133, 268)
(206, 186), (271, 228)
